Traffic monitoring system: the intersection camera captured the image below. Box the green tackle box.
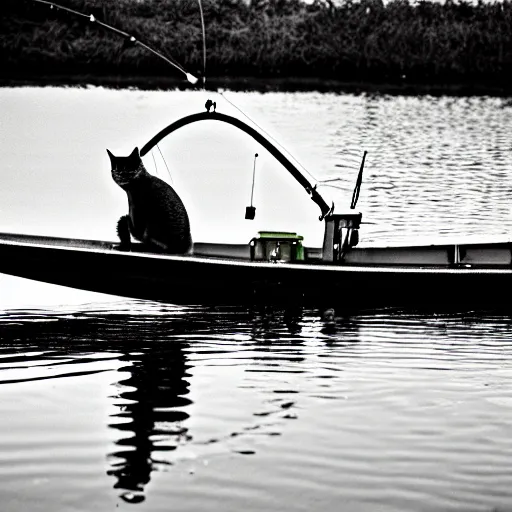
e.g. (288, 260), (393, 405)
(250, 231), (304, 262)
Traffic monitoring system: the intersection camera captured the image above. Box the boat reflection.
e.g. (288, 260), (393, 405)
(107, 346), (192, 503)
(0, 301), (347, 504)
(0, 303), (197, 503)
(250, 304), (304, 338)
(103, 303), (309, 503)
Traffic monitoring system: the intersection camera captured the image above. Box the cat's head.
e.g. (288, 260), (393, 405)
(107, 147), (146, 187)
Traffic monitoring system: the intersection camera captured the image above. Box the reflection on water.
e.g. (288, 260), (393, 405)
(0, 302), (312, 505)
(109, 343), (192, 502)
(2, 301), (512, 510)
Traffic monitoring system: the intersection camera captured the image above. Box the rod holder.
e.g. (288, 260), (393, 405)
(322, 212), (362, 262)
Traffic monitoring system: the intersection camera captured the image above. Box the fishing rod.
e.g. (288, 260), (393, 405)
(31, 0), (199, 85)
(197, 0), (207, 88)
(350, 150), (367, 209)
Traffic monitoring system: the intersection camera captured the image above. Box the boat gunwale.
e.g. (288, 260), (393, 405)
(2, 236), (512, 275)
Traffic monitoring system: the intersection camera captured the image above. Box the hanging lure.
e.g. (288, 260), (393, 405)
(245, 153), (258, 220)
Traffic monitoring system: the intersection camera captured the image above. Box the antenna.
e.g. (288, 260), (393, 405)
(350, 151), (367, 210)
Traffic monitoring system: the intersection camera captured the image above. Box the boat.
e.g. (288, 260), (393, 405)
(1, 108), (512, 309)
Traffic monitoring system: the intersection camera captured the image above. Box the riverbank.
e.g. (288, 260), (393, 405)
(2, 73), (512, 97)
(2, 0), (512, 96)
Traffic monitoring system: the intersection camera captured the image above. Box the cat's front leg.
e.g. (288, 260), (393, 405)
(116, 215), (132, 251)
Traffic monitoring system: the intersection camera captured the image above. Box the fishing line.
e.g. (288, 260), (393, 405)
(31, 0), (198, 84)
(151, 149), (159, 176)
(250, 153), (258, 206)
(157, 144), (174, 184)
(218, 91), (320, 186)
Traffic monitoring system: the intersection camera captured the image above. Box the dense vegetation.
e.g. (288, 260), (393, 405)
(2, 0), (512, 92)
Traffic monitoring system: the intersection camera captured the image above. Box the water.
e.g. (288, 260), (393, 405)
(2, 302), (512, 511)
(2, 87), (512, 510)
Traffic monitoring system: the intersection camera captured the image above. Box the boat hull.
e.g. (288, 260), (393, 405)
(0, 233), (511, 308)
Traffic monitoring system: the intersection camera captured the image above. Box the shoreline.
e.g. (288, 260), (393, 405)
(2, 74), (512, 97)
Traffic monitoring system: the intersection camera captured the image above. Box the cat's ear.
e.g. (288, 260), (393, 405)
(106, 149), (115, 166)
(130, 147), (140, 159)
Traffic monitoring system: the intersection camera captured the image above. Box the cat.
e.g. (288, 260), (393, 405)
(107, 147), (192, 254)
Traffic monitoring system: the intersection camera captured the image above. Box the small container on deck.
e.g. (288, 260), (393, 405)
(250, 231), (304, 262)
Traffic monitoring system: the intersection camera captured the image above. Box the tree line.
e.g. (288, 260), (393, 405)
(2, 0), (511, 91)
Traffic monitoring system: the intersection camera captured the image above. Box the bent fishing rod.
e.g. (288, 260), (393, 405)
(31, 0), (200, 85)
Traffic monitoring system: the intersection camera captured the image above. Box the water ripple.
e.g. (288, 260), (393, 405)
(292, 94), (512, 244)
(2, 301), (512, 509)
